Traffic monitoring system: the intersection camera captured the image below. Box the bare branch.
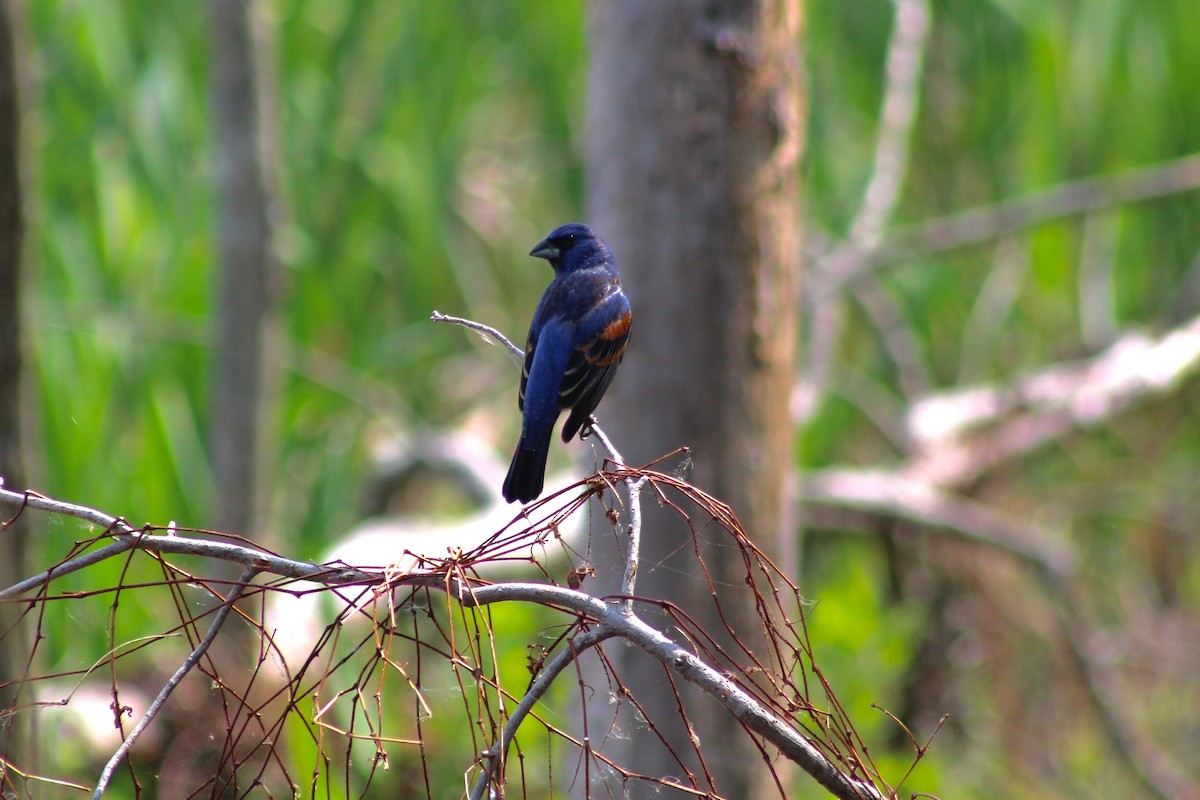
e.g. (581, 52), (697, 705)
(91, 565), (259, 799)
(803, 467), (1072, 577)
(469, 626), (614, 800)
(620, 476), (647, 603)
(906, 313), (1200, 486)
(459, 582), (886, 800)
(3, 478), (889, 800)
(0, 486), (382, 599)
(804, 0), (932, 421)
(582, 418), (623, 466)
(431, 310), (524, 360)
(804, 466), (1192, 800)
(817, 151), (1200, 295)
(847, 0), (931, 247)
(1, 536), (143, 599)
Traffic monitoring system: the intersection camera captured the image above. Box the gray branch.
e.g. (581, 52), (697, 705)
(847, 0), (931, 247)
(0, 486), (383, 599)
(91, 565), (259, 799)
(468, 626), (615, 800)
(431, 310), (524, 361)
(816, 151), (1200, 296)
(0, 485), (884, 800)
(457, 582), (885, 800)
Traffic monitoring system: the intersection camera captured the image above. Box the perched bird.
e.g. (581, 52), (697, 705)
(502, 223), (632, 504)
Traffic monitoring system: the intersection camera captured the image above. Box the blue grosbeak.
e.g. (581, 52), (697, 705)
(502, 223), (632, 504)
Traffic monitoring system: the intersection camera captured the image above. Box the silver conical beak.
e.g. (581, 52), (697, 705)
(529, 239), (559, 260)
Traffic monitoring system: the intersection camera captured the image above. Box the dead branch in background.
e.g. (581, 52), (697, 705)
(803, 0), (933, 420)
(798, 311), (1200, 799)
(802, 465), (1193, 800)
(814, 151), (1200, 296)
(904, 315), (1200, 485)
(846, 0), (930, 249)
(788, 2), (1200, 791)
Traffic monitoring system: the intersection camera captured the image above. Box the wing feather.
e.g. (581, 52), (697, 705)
(559, 284), (631, 441)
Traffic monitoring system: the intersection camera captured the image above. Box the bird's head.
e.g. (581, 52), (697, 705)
(529, 223), (615, 273)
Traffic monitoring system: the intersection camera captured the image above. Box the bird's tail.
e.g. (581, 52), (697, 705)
(503, 433), (551, 504)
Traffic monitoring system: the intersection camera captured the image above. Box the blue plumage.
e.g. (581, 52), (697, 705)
(502, 223), (632, 504)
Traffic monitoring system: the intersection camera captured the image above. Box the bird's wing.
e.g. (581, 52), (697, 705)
(521, 316), (576, 428)
(559, 282), (631, 441)
(517, 330), (535, 413)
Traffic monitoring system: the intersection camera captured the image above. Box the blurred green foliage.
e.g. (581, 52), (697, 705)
(16, 0), (1200, 796)
(29, 0), (587, 540)
(804, 2), (1200, 797)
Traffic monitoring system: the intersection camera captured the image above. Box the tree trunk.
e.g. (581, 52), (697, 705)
(584, 1), (803, 797)
(210, 0), (279, 541)
(0, 0), (28, 786)
(150, 3), (283, 795)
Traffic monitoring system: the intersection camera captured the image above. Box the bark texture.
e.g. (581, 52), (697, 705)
(151, 3), (283, 795)
(210, 0), (279, 539)
(0, 0), (27, 783)
(0, 0), (23, 467)
(585, 1), (803, 796)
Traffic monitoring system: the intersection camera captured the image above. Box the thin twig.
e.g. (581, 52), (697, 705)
(847, 0), (931, 247)
(620, 476), (647, 605)
(584, 418), (643, 602)
(468, 626), (614, 800)
(457, 582), (887, 800)
(586, 418), (646, 604)
(816, 151), (1200, 295)
(431, 310), (524, 360)
(4, 481), (883, 799)
(91, 565), (259, 799)
(802, 467), (1193, 799)
(805, 0), (932, 417)
(1, 536), (143, 598)
(584, 419), (622, 467)
(0, 486), (384, 598)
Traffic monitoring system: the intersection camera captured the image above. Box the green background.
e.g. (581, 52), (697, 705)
(15, 0), (1200, 796)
